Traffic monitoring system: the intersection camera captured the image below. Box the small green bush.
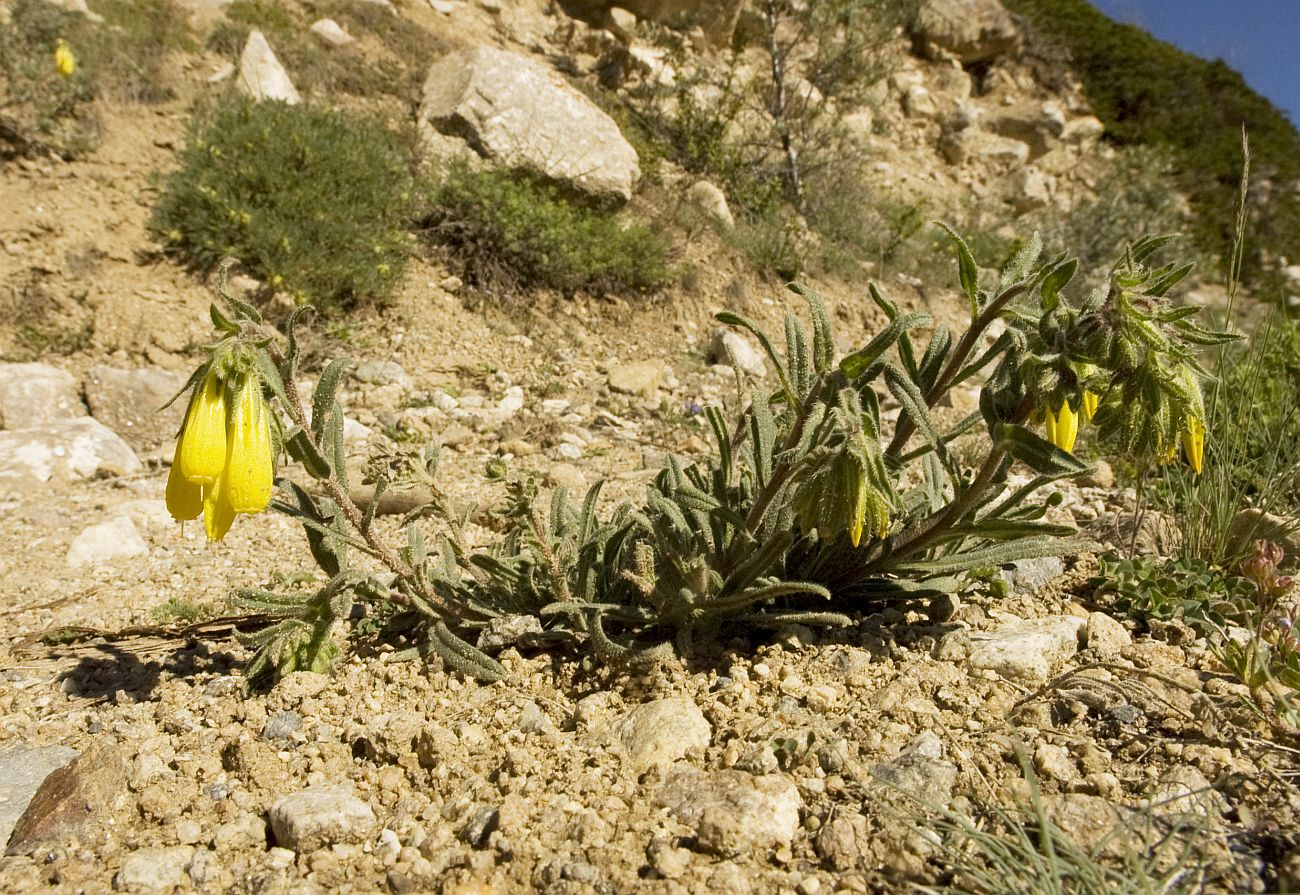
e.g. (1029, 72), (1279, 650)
(423, 162), (676, 296)
(1, 0), (100, 157)
(152, 98), (413, 310)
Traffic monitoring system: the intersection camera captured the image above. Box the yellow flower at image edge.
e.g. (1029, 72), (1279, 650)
(1043, 399), (1079, 453)
(55, 39), (76, 77)
(1181, 416), (1204, 475)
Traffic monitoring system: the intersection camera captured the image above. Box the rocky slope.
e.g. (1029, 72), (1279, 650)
(1, 0), (1297, 893)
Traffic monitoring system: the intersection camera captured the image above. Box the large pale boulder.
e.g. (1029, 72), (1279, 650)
(418, 46), (640, 202)
(238, 29), (301, 104)
(914, 0), (1020, 64)
(0, 363), (86, 428)
(82, 365), (187, 452)
(0, 418), (142, 487)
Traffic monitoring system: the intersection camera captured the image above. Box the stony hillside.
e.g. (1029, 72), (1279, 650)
(1, 1), (1297, 893)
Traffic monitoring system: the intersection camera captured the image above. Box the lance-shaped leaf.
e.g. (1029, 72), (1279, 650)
(1038, 258), (1077, 312)
(889, 536), (1097, 576)
(787, 283), (834, 374)
(283, 425), (331, 480)
(312, 357), (350, 440)
(938, 222), (981, 316)
(840, 311), (932, 380)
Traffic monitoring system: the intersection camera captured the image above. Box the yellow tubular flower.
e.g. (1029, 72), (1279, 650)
(165, 439), (203, 522)
(204, 476), (236, 542)
(1081, 390), (1099, 423)
(1044, 399), (1079, 453)
(55, 40), (76, 77)
(223, 376), (275, 514)
(1181, 416), (1205, 475)
(179, 370), (228, 486)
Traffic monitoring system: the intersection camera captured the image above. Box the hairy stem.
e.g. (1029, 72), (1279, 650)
(885, 281), (1029, 457)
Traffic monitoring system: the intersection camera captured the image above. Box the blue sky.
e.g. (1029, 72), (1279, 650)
(1090, 0), (1300, 125)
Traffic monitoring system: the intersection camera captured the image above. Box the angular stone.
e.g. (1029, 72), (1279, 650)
(608, 361), (663, 399)
(872, 732), (957, 806)
(610, 697), (711, 773)
(82, 365), (186, 452)
(994, 556), (1064, 594)
(1084, 611), (1131, 656)
(309, 18), (354, 46)
(0, 744), (78, 849)
(914, 0), (1019, 64)
(419, 46), (639, 202)
(708, 329), (766, 379)
(0, 417), (142, 487)
(238, 29), (300, 104)
(966, 615), (1085, 684)
(0, 362), (85, 428)
(66, 515), (149, 567)
(656, 768), (800, 856)
(353, 360), (411, 388)
(7, 742), (130, 855)
(685, 180), (734, 230)
(268, 786), (376, 852)
(115, 845), (194, 891)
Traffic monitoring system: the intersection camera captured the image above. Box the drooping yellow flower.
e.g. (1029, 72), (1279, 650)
(223, 375), (274, 514)
(165, 438), (203, 522)
(1081, 390), (1100, 423)
(179, 370), (228, 486)
(55, 39), (76, 78)
(204, 474), (236, 543)
(1044, 399), (1079, 453)
(1181, 416), (1204, 475)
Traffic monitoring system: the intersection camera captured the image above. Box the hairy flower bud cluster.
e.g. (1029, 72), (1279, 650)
(166, 368), (275, 541)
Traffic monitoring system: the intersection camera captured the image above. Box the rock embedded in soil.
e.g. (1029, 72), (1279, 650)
(115, 845), (195, 891)
(309, 17), (354, 46)
(268, 786), (377, 852)
(962, 614), (1086, 684)
(656, 768), (801, 856)
(0, 744), (78, 847)
(1084, 611), (1131, 656)
(608, 696), (712, 773)
(994, 555), (1065, 594)
(607, 361), (664, 399)
(418, 45), (640, 202)
(872, 731), (958, 806)
(0, 362), (86, 428)
(66, 515), (149, 567)
(7, 742), (130, 855)
(82, 364), (186, 452)
(237, 29), (301, 104)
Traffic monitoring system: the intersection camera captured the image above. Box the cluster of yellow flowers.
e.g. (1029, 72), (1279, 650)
(166, 370), (275, 541)
(1041, 390), (1203, 474)
(55, 39), (76, 78)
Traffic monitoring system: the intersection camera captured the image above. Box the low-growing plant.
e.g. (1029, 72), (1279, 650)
(168, 229), (1228, 685)
(1090, 553), (1258, 635)
(152, 98), (414, 311)
(1217, 540), (1300, 729)
(423, 161), (676, 297)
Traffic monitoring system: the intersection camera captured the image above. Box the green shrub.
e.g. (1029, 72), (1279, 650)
(423, 162), (676, 296)
(1004, 0), (1300, 284)
(152, 98), (413, 310)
